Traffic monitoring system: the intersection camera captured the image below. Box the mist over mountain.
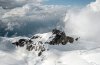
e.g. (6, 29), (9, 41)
(0, 0), (100, 65)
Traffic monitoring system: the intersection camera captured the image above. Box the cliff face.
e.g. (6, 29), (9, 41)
(12, 29), (79, 56)
(49, 29), (74, 45)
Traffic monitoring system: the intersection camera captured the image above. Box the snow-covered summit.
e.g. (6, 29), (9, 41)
(12, 29), (78, 56)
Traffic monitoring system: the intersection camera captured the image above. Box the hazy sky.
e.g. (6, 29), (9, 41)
(44, 0), (95, 7)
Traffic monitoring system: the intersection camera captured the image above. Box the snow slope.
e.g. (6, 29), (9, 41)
(0, 32), (100, 65)
(0, 0), (100, 65)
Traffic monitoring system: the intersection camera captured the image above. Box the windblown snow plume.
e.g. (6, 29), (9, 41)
(0, 0), (100, 65)
(64, 0), (100, 42)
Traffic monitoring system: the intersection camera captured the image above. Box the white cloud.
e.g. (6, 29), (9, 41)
(0, 0), (44, 9)
(1, 1), (100, 65)
(2, 5), (30, 18)
(88, 0), (100, 12)
(0, 2), (67, 36)
(64, 0), (100, 42)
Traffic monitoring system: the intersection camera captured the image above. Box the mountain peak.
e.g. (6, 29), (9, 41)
(12, 29), (79, 56)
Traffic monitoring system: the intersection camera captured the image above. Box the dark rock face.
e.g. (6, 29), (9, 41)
(12, 39), (46, 56)
(75, 37), (80, 41)
(12, 39), (28, 47)
(31, 35), (41, 39)
(12, 29), (79, 56)
(49, 29), (74, 45)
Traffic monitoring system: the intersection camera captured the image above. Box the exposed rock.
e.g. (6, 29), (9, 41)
(12, 29), (79, 56)
(49, 29), (74, 45)
(75, 37), (80, 41)
(12, 39), (28, 47)
(31, 35), (41, 39)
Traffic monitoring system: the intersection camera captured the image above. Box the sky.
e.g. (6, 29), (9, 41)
(0, 0), (97, 37)
(44, 0), (95, 7)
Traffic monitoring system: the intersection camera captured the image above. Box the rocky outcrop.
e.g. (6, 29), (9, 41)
(49, 29), (74, 45)
(12, 39), (28, 47)
(12, 29), (79, 56)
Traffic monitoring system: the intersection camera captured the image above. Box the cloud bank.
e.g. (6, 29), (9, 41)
(64, 0), (100, 42)
(0, 0), (43, 9)
(0, 1), (67, 36)
(0, 0), (100, 43)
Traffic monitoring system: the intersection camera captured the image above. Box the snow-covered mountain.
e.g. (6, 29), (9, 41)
(0, 29), (100, 65)
(0, 0), (100, 65)
(12, 29), (78, 56)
